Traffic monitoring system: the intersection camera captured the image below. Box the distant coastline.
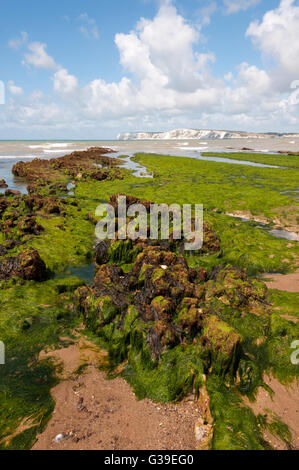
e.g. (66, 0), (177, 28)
(118, 128), (299, 141)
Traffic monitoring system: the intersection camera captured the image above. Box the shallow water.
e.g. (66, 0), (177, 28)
(0, 137), (297, 194)
(56, 264), (95, 285)
(226, 213), (299, 242)
(268, 229), (299, 242)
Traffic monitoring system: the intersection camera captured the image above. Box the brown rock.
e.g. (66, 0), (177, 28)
(5, 189), (21, 197)
(0, 179), (8, 189)
(0, 249), (47, 281)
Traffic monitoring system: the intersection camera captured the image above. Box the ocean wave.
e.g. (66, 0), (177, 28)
(28, 143), (71, 150)
(177, 146), (208, 151)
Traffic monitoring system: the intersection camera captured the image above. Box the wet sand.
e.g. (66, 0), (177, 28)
(263, 271), (299, 293)
(246, 376), (299, 450)
(32, 339), (200, 451)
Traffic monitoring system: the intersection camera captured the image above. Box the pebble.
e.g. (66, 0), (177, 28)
(53, 433), (65, 443)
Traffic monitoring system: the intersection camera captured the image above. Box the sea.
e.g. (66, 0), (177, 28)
(0, 137), (299, 193)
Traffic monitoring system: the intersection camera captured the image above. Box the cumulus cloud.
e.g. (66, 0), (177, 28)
(7, 80), (23, 95)
(23, 42), (57, 70)
(237, 63), (271, 95)
(53, 68), (78, 94)
(116, 2), (216, 94)
(2, 0), (299, 136)
(247, 0), (299, 91)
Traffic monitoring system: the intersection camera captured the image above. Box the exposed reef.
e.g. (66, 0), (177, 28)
(12, 147), (124, 195)
(1, 149), (298, 451)
(76, 195), (268, 405)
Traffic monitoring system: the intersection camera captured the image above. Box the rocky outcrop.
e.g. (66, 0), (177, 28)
(25, 195), (68, 215)
(0, 249), (47, 281)
(5, 189), (21, 197)
(76, 208), (268, 384)
(12, 147), (123, 195)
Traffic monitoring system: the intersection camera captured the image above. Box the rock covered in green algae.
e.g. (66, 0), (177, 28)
(0, 249), (47, 281)
(204, 265), (268, 309)
(77, 198), (269, 398)
(0, 244), (8, 256)
(201, 315), (242, 376)
(12, 148), (123, 196)
(25, 195), (68, 216)
(76, 237), (266, 402)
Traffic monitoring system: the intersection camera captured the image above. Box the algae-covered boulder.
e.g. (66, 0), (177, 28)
(75, 203), (274, 409)
(0, 249), (47, 281)
(109, 239), (141, 265)
(18, 249), (47, 281)
(202, 315), (241, 376)
(176, 297), (204, 335)
(17, 216), (44, 236)
(205, 266), (268, 309)
(95, 240), (110, 265)
(77, 241), (248, 377)
(0, 244), (8, 256)
(5, 189), (21, 197)
(24, 195), (66, 215)
(83, 294), (119, 332)
(109, 193), (153, 214)
(0, 197), (10, 216)
(150, 296), (175, 322)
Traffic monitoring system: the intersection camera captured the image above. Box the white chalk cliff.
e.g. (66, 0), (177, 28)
(117, 129), (298, 141)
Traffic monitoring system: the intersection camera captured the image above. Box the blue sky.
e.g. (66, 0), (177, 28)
(0, 0), (299, 139)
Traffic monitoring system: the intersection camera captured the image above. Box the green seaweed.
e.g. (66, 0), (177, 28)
(0, 279), (80, 449)
(1, 150), (298, 450)
(207, 376), (266, 450)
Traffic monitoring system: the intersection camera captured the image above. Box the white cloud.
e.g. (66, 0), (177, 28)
(237, 62), (271, 95)
(116, 2), (216, 94)
(247, 0), (299, 90)
(53, 68), (78, 94)
(8, 31), (28, 50)
(24, 42), (57, 70)
(3, 0), (299, 136)
(223, 0), (261, 15)
(77, 13), (99, 39)
(7, 80), (23, 95)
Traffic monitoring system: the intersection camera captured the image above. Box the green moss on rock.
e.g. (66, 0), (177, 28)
(202, 315), (242, 376)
